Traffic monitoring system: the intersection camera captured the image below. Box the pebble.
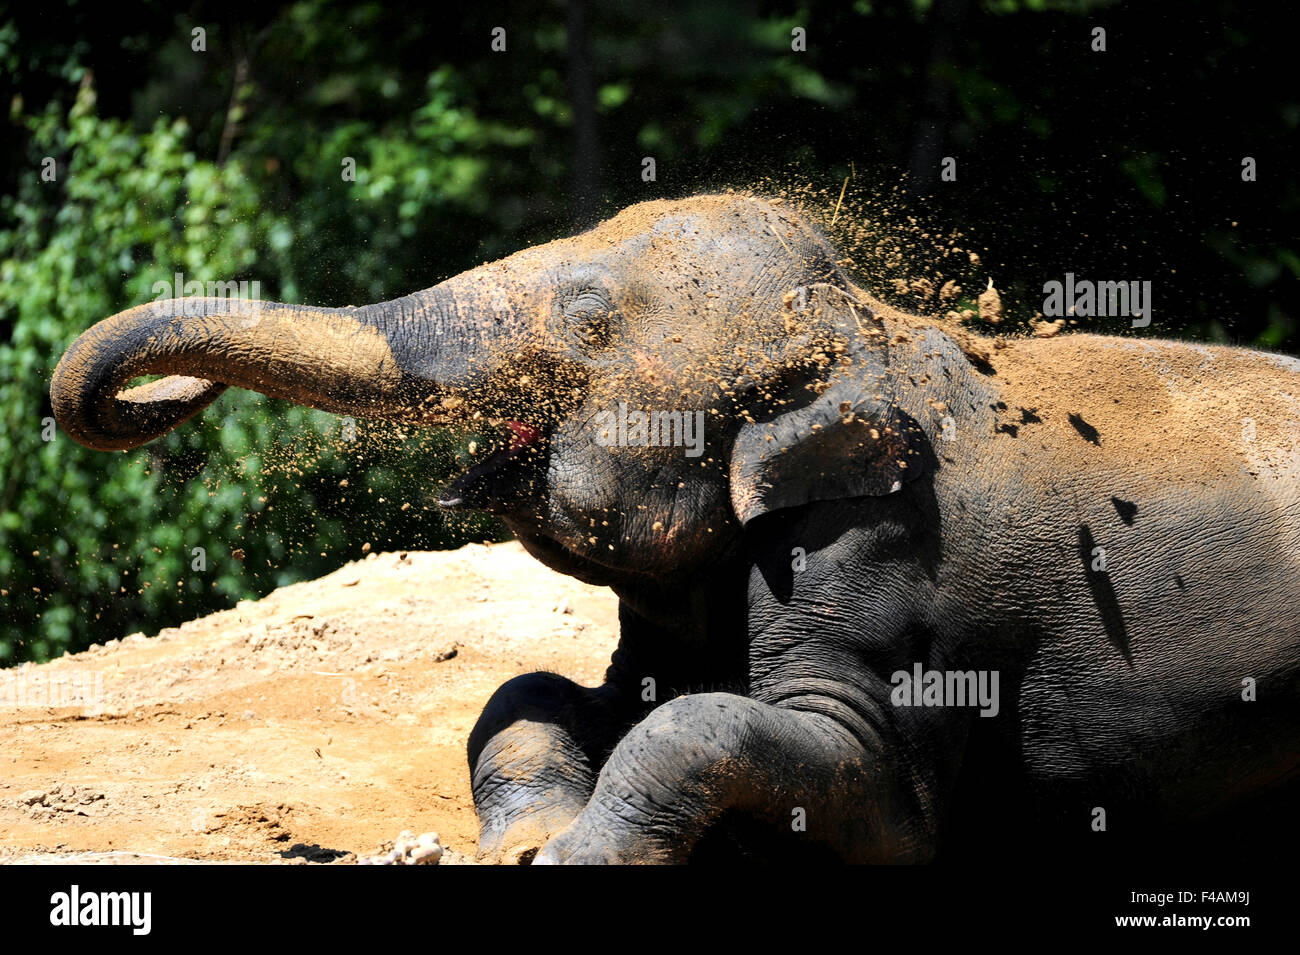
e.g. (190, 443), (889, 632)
(357, 830), (443, 865)
(977, 278), (1003, 325)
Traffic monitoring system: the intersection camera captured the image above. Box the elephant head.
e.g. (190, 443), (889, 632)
(52, 195), (927, 585)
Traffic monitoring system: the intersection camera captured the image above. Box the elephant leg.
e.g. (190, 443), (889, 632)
(468, 672), (625, 863)
(469, 581), (749, 863)
(533, 691), (940, 864)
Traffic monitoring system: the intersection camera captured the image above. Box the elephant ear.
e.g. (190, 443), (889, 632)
(729, 284), (928, 526)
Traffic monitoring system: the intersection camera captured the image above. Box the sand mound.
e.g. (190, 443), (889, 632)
(0, 542), (618, 864)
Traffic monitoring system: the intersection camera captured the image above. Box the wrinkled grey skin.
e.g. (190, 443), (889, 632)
(53, 195), (1300, 864)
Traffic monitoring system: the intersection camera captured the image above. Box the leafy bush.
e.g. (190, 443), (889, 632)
(0, 78), (504, 663)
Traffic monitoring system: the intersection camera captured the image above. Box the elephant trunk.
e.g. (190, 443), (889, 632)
(51, 285), (504, 451)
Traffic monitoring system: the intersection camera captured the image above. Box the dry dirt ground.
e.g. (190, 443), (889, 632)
(0, 543), (618, 864)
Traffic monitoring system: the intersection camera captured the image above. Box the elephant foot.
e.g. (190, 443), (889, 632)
(535, 814), (682, 865)
(475, 798), (586, 865)
(534, 692), (919, 865)
(469, 672), (633, 864)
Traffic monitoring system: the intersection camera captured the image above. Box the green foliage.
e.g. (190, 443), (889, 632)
(1, 87), (254, 660)
(0, 60), (505, 663)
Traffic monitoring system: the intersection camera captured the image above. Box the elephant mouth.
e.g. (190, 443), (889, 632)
(437, 418), (548, 510)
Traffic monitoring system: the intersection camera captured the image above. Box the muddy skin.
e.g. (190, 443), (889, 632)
(53, 195), (1300, 864)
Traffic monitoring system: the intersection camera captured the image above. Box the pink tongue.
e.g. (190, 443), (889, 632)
(505, 420), (540, 453)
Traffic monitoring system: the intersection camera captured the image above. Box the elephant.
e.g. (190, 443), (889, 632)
(52, 194), (1300, 864)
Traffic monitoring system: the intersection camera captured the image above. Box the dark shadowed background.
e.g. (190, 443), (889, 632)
(1, 0), (1295, 661)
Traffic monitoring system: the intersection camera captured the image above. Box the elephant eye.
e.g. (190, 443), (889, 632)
(562, 289), (611, 320)
(561, 288), (616, 349)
